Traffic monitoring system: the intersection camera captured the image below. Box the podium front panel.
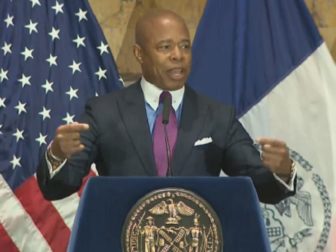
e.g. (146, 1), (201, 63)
(68, 177), (271, 252)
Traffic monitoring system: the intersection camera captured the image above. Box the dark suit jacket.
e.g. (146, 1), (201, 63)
(37, 83), (295, 203)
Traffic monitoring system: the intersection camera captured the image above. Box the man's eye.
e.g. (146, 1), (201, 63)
(158, 44), (171, 51)
(180, 43), (190, 49)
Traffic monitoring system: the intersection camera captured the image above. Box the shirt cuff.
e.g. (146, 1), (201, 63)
(273, 162), (297, 191)
(45, 144), (67, 178)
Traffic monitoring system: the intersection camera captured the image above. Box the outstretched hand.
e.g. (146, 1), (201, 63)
(257, 138), (292, 181)
(50, 122), (90, 160)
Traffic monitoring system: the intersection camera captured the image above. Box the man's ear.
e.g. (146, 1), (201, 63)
(133, 44), (143, 64)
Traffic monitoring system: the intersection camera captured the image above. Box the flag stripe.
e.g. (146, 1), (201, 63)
(0, 224), (19, 252)
(332, 217), (336, 251)
(52, 169), (98, 230)
(15, 176), (70, 252)
(32, 173), (81, 230)
(0, 176), (52, 252)
(51, 193), (81, 230)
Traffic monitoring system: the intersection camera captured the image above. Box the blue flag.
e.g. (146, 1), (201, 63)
(190, 0), (336, 251)
(0, 0), (122, 250)
(189, 0), (322, 117)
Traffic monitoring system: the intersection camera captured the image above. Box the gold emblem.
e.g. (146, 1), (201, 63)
(122, 188), (223, 252)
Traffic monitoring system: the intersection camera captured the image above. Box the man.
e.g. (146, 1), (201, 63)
(141, 216), (158, 252)
(37, 9), (295, 203)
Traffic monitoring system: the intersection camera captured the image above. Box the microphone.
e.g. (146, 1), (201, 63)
(161, 93), (173, 176)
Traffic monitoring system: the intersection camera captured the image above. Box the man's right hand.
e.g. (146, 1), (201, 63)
(50, 122), (90, 160)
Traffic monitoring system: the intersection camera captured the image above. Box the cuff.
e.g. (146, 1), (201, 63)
(45, 143), (67, 178)
(273, 161), (296, 191)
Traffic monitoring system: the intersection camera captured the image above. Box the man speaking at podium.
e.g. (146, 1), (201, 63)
(37, 9), (296, 203)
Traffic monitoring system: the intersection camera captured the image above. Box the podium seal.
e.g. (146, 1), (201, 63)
(122, 188), (223, 252)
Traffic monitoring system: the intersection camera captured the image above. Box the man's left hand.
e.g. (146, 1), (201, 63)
(257, 138), (292, 182)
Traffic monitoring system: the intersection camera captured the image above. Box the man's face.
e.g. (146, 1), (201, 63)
(135, 16), (192, 91)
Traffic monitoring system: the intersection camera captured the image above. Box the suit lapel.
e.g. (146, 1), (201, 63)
(172, 86), (208, 174)
(117, 83), (157, 175)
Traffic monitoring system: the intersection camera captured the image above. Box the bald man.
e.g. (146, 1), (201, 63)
(37, 9), (296, 202)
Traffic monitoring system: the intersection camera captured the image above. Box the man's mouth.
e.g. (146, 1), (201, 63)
(167, 68), (185, 80)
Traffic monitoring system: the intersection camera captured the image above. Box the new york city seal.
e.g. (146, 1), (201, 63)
(122, 188), (223, 252)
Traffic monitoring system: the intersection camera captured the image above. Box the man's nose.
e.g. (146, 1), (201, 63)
(170, 46), (182, 61)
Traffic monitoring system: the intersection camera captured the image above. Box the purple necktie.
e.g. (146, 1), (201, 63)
(153, 92), (178, 176)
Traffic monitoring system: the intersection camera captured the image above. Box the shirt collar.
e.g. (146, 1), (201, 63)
(140, 77), (185, 111)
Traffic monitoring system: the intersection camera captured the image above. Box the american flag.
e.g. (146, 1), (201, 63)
(0, 0), (122, 251)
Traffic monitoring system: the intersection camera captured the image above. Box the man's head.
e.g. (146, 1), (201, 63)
(133, 9), (192, 91)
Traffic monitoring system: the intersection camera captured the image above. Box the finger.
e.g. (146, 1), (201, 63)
(261, 151), (291, 174)
(261, 144), (288, 156)
(58, 135), (83, 149)
(71, 144), (85, 153)
(57, 123), (89, 134)
(71, 139), (81, 147)
(55, 133), (82, 144)
(61, 132), (81, 141)
(256, 137), (286, 147)
(262, 158), (290, 176)
(61, 139), (82, 148)
(260, 151), (281, 163)
(62, 137), (83, 147)
(64, 144), (86, 158)
(260, 153), (281, 172)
